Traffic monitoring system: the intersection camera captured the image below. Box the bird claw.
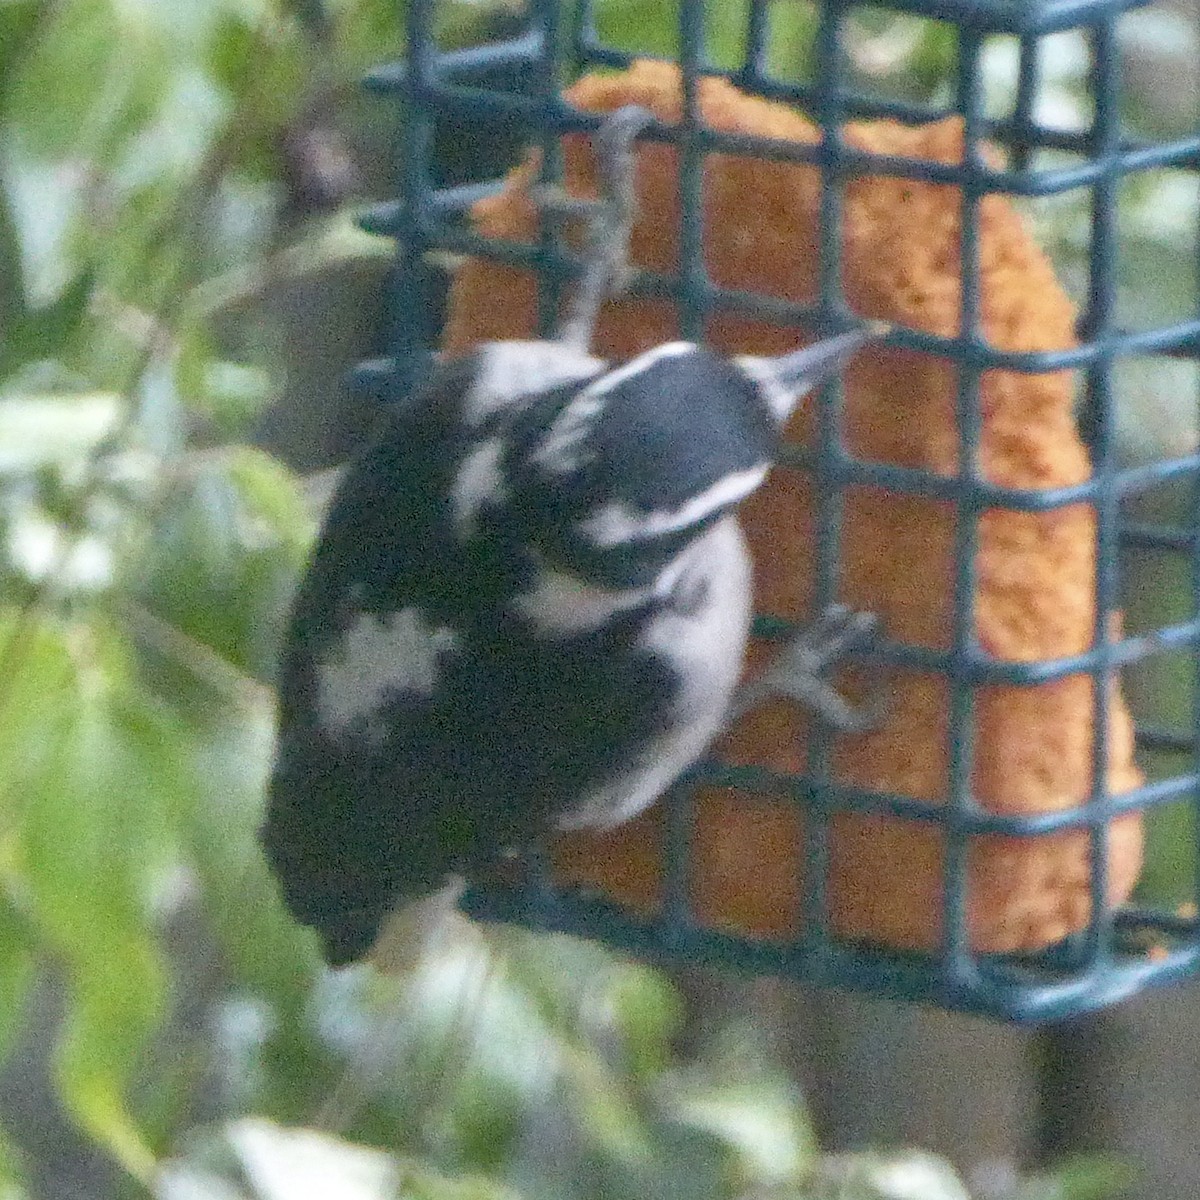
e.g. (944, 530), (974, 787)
(529, 183), (602, 221)
(529, 105), (654, 353)
(729, 603), (886, 733)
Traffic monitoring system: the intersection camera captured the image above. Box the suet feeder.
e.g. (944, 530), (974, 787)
(357, 0), (1200, 1021)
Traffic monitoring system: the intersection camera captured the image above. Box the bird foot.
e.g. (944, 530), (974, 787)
(729, 603), (885, 734)
(528, 105), (654, 352)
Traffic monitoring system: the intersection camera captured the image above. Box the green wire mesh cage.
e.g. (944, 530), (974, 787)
(356, 0), (1200, 1022)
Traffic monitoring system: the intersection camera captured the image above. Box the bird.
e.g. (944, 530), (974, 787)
(261, 105), (883, 966)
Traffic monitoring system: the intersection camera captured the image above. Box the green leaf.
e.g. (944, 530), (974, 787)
(5, 1), (130, 159)
(0, 0), (45, 82)
(229, 1118), (397, 1199)
(593, 0), (681, 59)
(2, 1), (180, 308)
(130, 447), (311, 685)
(0, 148), (92, 311)
(706, 0), (748, 71)
(810, 1151), (972, 1200)
(328, 0), (407, 78)
(205, 10), (309, 143)
(1014, 1154), (1137, 1200)
(0, 267), (96, 378)
(585, 0), (754, 67)
(110, 67), (230, 203)
(765, 1), (817, 80)
(175, 334), (278, 440)
(445, 1068), (525, 1171)
(54, 939), (164, 1182)
(0, 614), (188, 1181)
(184, 704), (320, 1004)
(0, 894), (35, 1070)
(597, 962), (683, 1080)
(158, 1118), (528, 1200)
(0, 390), (122, 470)
(0, 610), (78, 802)
(0, 1121), (31, 1200)
(664, 1073), (814, 1190)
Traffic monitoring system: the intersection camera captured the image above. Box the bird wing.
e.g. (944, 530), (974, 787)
(261, 361), (689, 965)
(262, 394), (493, 964)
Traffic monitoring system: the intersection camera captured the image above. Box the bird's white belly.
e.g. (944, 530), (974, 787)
(557, 515), (753, 829)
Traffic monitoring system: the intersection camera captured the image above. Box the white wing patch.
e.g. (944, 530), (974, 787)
(528, 390), (606, 474)
(511, 564), (651, 636)
(464, 341), (604, 424)
(451, 438), (506, 533)
(316, 607), (458, 736)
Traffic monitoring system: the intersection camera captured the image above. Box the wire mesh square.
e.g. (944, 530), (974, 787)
(360, 0), (1200, 1020)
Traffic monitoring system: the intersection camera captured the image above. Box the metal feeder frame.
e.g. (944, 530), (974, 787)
(358, 0), (1200, 1022)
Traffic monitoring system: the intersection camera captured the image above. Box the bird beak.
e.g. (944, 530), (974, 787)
(736, 321), (890, 426)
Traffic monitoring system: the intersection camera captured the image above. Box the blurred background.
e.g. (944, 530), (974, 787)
(1, 1), (1198, 1198)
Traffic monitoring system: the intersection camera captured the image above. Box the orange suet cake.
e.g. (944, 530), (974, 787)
(442, 61), (1143, 953)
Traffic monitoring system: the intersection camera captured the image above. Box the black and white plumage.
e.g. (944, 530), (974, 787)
(262, 328), (878, 965)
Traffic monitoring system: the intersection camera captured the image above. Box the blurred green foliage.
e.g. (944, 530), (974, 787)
(0, 0), (1189, 1198)
(0, 1), (401, 1191)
